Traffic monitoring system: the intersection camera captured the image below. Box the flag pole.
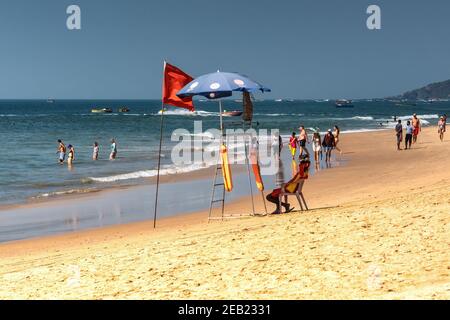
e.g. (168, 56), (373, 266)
(153, 61), (167, 229)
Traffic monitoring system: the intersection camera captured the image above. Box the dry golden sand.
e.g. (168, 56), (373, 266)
(0, 127), (449, 299)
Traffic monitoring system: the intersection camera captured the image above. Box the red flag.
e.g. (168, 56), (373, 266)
(162, 62), (194, 111)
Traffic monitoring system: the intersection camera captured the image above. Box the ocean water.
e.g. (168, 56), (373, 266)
(0, 99), (448, 206)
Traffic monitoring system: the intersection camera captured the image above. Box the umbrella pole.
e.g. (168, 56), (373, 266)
(218, 99), (224, 137)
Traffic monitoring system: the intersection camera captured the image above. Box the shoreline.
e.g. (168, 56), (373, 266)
(0, 126), (394, 212)
(0, 126), (449, 299)
(0, 125), (446, 244)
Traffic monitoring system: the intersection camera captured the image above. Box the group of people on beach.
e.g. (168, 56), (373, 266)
(57, 139), (118, 165)
(287, 125), (341, 165)
(395, 113), (447, 150)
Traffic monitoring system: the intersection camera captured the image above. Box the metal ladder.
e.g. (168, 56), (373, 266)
(208, 160), (226, 221)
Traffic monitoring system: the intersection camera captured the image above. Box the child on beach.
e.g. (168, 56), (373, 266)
(93, 142), (99, 160)
(57, 139), (66, 164)
(405, 121), (413, 149)
(109, 139), (117, 160)
(289, 132), (298, 159)
(67, 144), (75, 165)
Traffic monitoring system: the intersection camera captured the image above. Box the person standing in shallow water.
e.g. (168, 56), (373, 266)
(109, 139), (117, 160)
(395, 120), (403, 151)
(57, 139), (66, 164)
(93, 142), (99, 160)
(67, 144), (75, 166)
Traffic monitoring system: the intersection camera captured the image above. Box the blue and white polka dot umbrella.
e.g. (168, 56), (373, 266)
(176, 71), (270, 100)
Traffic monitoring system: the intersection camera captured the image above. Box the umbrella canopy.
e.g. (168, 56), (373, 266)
(177, 71), (270, 99)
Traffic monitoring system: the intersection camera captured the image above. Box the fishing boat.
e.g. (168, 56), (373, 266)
(91, 108), (113, 113)
(47, 98), (55, 103)
(118, 107), (130, 113)
(335, 99), (354, 108)
(222, 110), (243, 117)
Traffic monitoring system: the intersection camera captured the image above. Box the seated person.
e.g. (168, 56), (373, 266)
(266, 155), (310, 214)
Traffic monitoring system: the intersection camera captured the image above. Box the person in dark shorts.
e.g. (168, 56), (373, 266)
(405, 120), (413, 149)
(322, 129), (336, 163)
(395, 120), (403, 150)
(298, 125), (309, 157)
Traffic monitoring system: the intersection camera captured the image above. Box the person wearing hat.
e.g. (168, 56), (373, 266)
(67, 144), (75, 166)
(322, 129), (336, 163)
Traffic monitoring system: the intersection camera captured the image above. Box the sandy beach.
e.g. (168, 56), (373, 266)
(0, 127), (449, 299)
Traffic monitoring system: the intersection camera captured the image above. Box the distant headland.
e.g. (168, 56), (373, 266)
(391, 79), (450, 101)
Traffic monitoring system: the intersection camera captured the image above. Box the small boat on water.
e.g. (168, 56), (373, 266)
(335, 99), (354, 108)
(47, 98), (55, 103)
(395, 101), (417, 107)
(91, 108), (113, 113)
(118, 107), (130, 113)
(222, 110), (243, 117)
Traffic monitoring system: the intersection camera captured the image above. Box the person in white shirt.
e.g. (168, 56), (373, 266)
(405, 120), (413, 150)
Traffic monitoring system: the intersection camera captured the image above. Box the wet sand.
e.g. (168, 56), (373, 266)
(0, 127), (449, 299)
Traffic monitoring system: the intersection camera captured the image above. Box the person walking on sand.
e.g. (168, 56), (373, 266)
(395, 120), (403, 150)
(438, 116), (446, 142)
(298, 126), (309, 157)
(333, 125), (342, 154)
(109, 139), (117, 160)
(405, 120), (413, 150)
(67, 144), (75, 166)
(57, 139), (66, 164)
(322, 129), (335, 163)
(411, 113), (421, 144)
(288, 132), (298, 159)
(93, 142), (99, 160)
(312, 131), (322, 168)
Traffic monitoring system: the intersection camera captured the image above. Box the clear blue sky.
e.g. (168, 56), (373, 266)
(0, 0), (449, 99)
